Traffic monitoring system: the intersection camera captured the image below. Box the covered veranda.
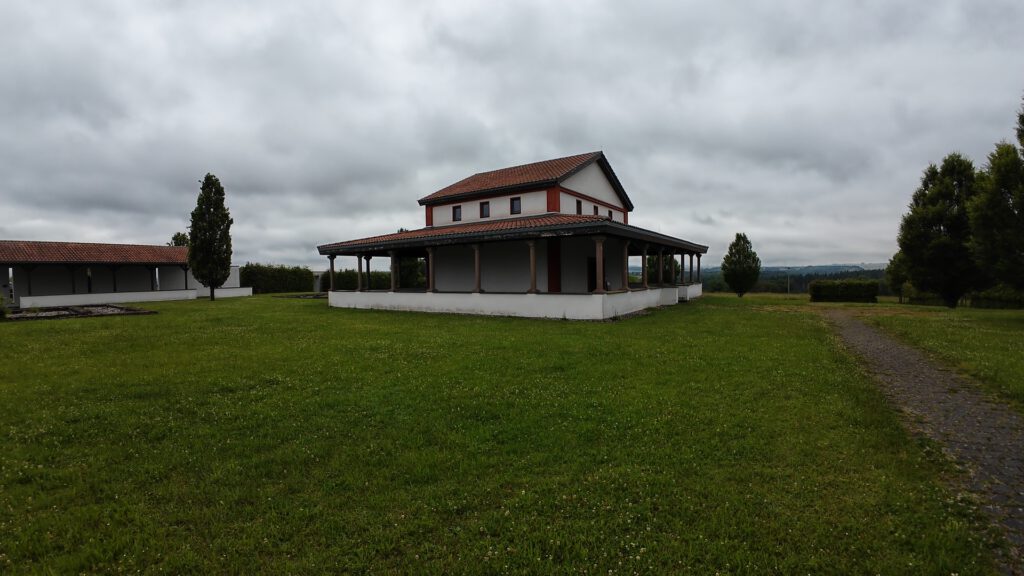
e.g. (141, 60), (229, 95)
(317, 215), (707, 319)
(1, 240), (197, 308)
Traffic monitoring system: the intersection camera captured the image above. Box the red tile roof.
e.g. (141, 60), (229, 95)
(320, 214), (611, 251)
(418, 152), (603, 204)
(0, 240), (188, 265)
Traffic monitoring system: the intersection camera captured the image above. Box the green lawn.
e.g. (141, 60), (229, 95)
(860, 305), (1024, 411)
(0, 295), (999, 573)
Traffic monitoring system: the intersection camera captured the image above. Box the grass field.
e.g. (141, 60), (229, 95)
(0, 294), (1001, 573)
(861, 306), (1024, 411)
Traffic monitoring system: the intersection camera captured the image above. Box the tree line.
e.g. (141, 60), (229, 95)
(888, 95), (1024, 308)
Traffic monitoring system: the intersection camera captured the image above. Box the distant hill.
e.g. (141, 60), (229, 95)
(631, 263), (888, 276)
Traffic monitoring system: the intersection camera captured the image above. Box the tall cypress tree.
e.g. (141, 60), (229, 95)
(721, 233), (761, 297)
(188, 174), (233, 301)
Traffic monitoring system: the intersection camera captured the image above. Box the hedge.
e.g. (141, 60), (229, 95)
(970, 284), (1024, 309)
(808, 279), (878, 303)
(239, 263), (315, 294)
(319, 270), (392, 292)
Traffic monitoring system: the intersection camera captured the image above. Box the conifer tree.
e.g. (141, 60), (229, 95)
(188, 174), (233, 301)
(897, 154), (978, 307)
(721, 233), (761, 297)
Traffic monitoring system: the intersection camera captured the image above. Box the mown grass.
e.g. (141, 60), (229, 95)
(0, 294), (999, 573)
(859, 304), (1024, 411)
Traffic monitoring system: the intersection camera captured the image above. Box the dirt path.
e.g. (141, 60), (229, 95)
(824, 310), (1024, 573)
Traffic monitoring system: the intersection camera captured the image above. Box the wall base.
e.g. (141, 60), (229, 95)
(328, 287), (684, 320)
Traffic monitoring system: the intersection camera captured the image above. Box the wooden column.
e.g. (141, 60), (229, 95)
(472, 244), (481, 293)
(149, 266), (156, 291)
(689, 253), (695, 283)
(364, 256), (372, 290)
(697, 254), (702, 281)
(356, 256), (363, 291)
(657, 249), (664, 285)
(641, 245), (648, 289)
(86, 267), (93, 293)
(389, 251), (398, 292)
(593, 236), (606, 294)
(527, 241), (537, 294)
(426, 248), (435, 292)
(679, 252), (686, 284)
(183, 266), (189, 289)
(328, 255), (336, 292)
(69, 266), (78, 294)
(622, 241), (630, 291)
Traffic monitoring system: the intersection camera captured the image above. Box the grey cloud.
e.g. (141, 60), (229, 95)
(2, 0), (1023, 269)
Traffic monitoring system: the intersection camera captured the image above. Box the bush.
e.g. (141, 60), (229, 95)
(809, 280), (878, 303)
(903, 283), (946, 306)
(319, 270), (392, 292)
(240, 263), (314, 294)
(970, 284), (1024, 309)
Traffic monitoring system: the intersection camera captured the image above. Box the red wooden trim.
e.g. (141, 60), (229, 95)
(623, 211), (628, 225)
(425, 205), (433, 227)
(546, 188), (560, 212)
(547, 239), (561, 293)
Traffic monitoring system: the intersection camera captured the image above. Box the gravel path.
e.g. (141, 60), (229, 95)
(824, 310), (1024, 573)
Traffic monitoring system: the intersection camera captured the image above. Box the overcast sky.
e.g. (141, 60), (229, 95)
(2, 1), (1022, 268)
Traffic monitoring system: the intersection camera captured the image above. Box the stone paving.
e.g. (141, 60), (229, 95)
(824, 310), (1024, 574)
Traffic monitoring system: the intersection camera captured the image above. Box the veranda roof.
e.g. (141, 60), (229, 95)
(0, 240), (188, 266)
(318, 214), (708, 256)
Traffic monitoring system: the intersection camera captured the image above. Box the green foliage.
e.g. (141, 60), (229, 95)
(897, 154), (979, 308)
(239, 263), (314, 294)
(867, 304), (1024, 408)
(645, 254), (681, 283)
(721, 233), (761, 297)
(398, 257), (425, 289)
(188, 174), (234, 301)
(808, 279), (879, 303)
(319, 269), (392, 291)
(0, 295), (998, 573)
(885, 251), (909, 303)
(970, 283), (1024, 309)
(969, 142), (1024, 290)
(168, 232), (189, 247)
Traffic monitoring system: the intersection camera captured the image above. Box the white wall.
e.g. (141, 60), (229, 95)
(159, 266), (189, 290)
(558, 191), (625, 223)
(328, 287), (680, 320)
(560, 236), (592, 294)
(430, 190), (548, 226)
(186, 266), (240, 289)
(561, 163), (624, 208)
(681, 283), (703, 301)
(481, 241), (530, 292)
(117, 266), (152, 292)
(19, 289), (197, 308)
(434, 244), (475, 292)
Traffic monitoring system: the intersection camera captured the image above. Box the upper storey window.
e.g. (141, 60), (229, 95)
(480, 201), (490, 218)
(576, 199), (582, 215)
(453, 205), (462, 222)
(510, 197), (522, 215)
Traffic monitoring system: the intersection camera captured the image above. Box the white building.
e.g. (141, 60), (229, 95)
(317, 152), (707, 319)
(0, 240), (251, 308)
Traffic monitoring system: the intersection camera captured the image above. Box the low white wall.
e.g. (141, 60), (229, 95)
(328, 287), (680, 320)
(193, 287), (253, 299)
(658, 286), (679, 306)
(680, 283), (703, 301)
(19, 290), (197, 308)
(17, 286), (251, 308)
